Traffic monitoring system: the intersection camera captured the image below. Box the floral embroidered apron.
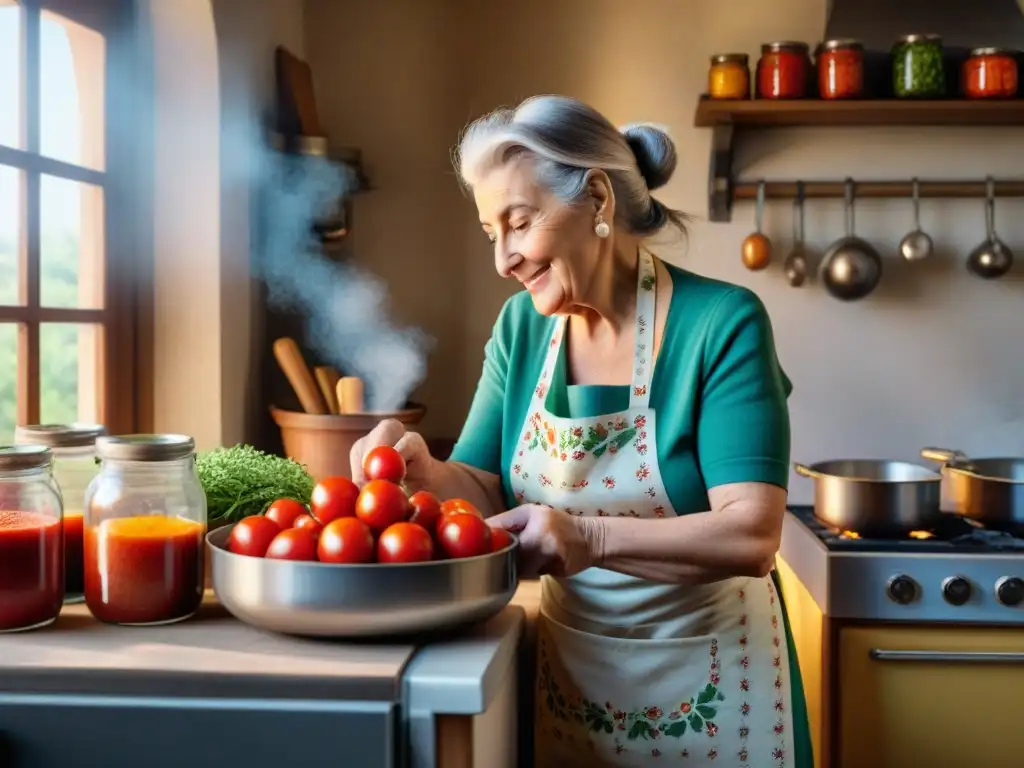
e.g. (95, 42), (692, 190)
(509, 250), (796, 767)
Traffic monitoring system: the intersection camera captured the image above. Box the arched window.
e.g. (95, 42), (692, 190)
(0, 0), (144, 439)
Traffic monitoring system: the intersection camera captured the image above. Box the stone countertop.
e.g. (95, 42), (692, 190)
(0, 586), (538, 713)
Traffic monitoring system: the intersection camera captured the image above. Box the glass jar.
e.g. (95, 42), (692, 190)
(0, 446), (64, 632)
(15, 423), (105, 602)
(892, 34), (946, 97)
(84, 435), (206, 626)
(757, 41), (811, 99)
(963, 47), (1019, 99)
(708, 53), (750, 99)
(818, 39), (865, 99)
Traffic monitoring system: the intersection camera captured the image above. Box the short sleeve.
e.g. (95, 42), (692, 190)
(447, 304), (512, 475)
(696, 288), (792, 490)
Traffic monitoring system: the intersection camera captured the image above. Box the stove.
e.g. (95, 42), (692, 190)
(780, 505), (1024, 624)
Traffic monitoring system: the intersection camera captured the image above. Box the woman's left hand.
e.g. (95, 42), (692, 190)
(487, 504), (598, 578)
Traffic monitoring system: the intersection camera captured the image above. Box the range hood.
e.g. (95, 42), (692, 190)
(824, 0), (1024, 50)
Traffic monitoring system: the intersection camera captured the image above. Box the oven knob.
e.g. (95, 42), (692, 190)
(886, 574), (919, 605)
(941, 576), (972, 606)
(995, 577), (1024, 607)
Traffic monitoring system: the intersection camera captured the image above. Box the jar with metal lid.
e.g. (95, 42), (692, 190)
(756, 41), (811, 99)
(963, 47), (1019, 99)
(892, 34), (946, 97)
(84, 434), (206, 626)
(708, 53), (750, 100)
(15, 423), (105, 602)
(818, 39), (865, 99)
(0, 445), (64, 632)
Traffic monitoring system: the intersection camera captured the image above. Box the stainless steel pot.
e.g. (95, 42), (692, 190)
(794, 460), (942, 537)
(920, 447), (1024, 535)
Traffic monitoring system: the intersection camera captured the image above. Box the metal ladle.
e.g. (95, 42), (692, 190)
(967, 177), (1014, 280)
(898, 178), (933, 262)
(784, 182), (808, 287)
(819, 178), (883, 301)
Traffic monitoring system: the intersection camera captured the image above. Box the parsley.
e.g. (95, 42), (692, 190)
(196, 444), (314, 522)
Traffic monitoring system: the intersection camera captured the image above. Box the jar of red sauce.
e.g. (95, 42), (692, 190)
(0, 445), (64, 632)
(84, 435), (206, 626)
(16, 423), (105, 603)
(963, 47), (1019, 99)
(757, 41), (811, 99)
(818, 39), (865, 99)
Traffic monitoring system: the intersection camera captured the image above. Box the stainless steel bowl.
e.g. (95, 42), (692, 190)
(207, 524), (519, 638)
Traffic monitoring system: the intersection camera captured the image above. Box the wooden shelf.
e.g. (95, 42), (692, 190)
(694, 97), (1024, 128)
(693, 97), (1024, 221)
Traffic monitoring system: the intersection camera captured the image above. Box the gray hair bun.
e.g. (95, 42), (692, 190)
(621, 123), (677, 191)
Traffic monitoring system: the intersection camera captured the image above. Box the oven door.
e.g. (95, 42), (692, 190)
(839, 626), (1024, 768)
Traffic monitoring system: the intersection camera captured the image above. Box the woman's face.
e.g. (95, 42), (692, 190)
(473, 159), (608, 316)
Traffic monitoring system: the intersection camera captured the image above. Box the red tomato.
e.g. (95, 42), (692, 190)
(227, 515), (281, 558)
(318, 517), (375, 564)
(408, 490), (442, 531)
(437, 513), (492, 559)
(265, 527), (318, 561)
(356, 479), (411, 534)
(363, 445), (407, 483)
(439, 498), (483, 522)
(265, 498), (307, 529)
(311, 476), (360, 524)
(293, 513), (323, 537)
(377, 522), (434, 564)
(490, 527), (514, 552)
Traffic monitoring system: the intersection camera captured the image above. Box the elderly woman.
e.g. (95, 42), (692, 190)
(352, 95), (812, 767)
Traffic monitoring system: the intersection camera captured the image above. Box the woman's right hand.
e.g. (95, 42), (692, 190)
(350, 419), (436, 490)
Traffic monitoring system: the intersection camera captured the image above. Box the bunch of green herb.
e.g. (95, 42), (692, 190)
(196, 444), (315, 522)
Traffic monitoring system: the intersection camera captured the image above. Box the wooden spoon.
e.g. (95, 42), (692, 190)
(272, 338), (328, 414)
(314, 366), (342, 414)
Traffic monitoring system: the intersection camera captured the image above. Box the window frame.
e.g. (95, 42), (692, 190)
(0, 0), (152, 435)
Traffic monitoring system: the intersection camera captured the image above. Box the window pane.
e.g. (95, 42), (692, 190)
(0, 165), (23, 306)
(40, 322), (101, 425)
(41, 175), (104, 309)
(0, 1), (22, 150)
(0, 323), (15, 443)
(41, 9), (105, 171)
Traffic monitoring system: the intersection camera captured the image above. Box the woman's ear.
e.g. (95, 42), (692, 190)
(584, 170), (614, 218)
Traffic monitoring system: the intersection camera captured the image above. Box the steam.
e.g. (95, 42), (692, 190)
(254, 145), (432, 412)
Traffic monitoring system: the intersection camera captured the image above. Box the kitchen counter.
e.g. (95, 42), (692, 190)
(0, 587), (538, 768)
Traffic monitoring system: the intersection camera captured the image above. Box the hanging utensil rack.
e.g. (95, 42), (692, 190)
(731, 179), (1024, 202)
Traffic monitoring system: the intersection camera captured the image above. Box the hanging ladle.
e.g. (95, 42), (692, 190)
(898, 178), (933, 262)
(784, 182), (808, 287)
(741, 180), (772, 271)
(967, 177), (1013, 280)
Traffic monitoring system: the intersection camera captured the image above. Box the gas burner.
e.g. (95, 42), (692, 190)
(787, 505), (1024, 553)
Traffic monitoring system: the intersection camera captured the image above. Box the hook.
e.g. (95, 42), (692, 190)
(755, 179), (766, 233)
(795, 180), (805, 207)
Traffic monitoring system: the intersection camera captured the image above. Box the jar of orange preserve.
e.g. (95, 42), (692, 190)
(84, 435), (206, 626)
(0, 446), (64, 632)
(708, 53), (750, 99)
(963, 47), (1018, 99)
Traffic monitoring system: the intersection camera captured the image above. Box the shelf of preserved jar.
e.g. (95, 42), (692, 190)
(694, 96), (1024, 221)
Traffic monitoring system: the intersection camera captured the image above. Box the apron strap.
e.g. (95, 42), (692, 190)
(629, 249), (657, 409)
(528, 317), (566, 412)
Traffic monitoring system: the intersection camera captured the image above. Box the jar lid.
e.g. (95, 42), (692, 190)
(820, 39), (863, 52)
(15, 423), (106, 449)
(761, 41), (810, 54)
(0, 444), (53, 472)
(710, 53), (749, 65)
(894, 34), (942, 45)
(970, 47), (1019, 57)
(96, 434), (195, 462)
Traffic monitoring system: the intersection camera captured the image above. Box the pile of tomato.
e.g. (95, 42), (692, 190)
(226, 446), (512, 564)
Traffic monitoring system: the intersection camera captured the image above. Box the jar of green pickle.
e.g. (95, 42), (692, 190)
(892, 34), (946, 97)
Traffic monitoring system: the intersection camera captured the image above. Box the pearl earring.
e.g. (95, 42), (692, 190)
(594, 215), (610, 238)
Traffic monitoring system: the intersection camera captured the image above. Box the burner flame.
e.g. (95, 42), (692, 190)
(909, 530), (934, 540)
(840, 530), (861, 539)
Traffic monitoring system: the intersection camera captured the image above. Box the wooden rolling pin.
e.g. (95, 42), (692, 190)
(336, 376), (365, 414)
(272, 337), (328, 414)
(314, 366), (341, 414)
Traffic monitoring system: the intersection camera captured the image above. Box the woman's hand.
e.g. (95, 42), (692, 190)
(350, 419), (436, 489)
(487, 504), (599, 578)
